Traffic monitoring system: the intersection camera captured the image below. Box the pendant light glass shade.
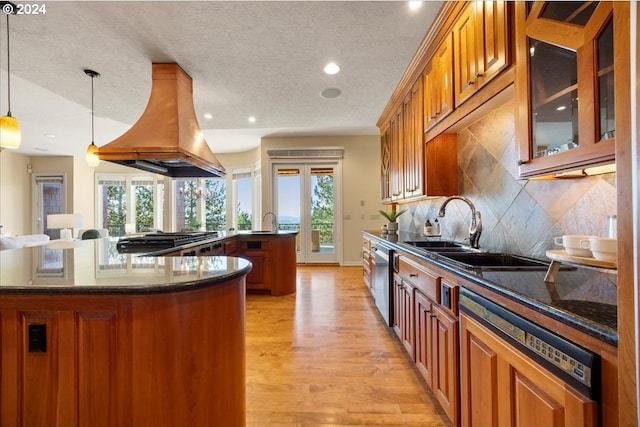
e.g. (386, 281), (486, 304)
(86, 142), (99, 167)
(0, 114), (21, 149)
(85, 69), (100, 167)
(1, 11), (20, 149)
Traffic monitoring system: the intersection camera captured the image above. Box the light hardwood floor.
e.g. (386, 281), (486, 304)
(246, 265), (450, 427)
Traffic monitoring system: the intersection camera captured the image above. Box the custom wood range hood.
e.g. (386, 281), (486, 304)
(97, 63), (226, 178)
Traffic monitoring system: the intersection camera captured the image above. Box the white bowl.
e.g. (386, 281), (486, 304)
(592, 251), (617, 262)
(565, 247), (594, 257)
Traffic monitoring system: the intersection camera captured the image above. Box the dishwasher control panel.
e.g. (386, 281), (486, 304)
(525, 332), (590, 386)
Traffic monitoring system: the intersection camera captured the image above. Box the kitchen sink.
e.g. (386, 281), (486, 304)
(437, 252), (551, 270)
(404, 240), (466, 248)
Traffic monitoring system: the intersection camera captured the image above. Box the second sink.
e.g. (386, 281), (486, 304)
(438, 252), (550, 270)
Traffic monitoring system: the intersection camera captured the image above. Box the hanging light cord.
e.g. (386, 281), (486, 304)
(84, 69), (100, 144)
(90, 73), (95, 144)
(5, 13), (12, 116)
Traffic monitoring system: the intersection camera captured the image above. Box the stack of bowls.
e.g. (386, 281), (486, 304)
(579, 237), (617, 262)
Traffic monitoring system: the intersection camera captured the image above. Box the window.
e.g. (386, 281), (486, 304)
(175, 178), (226, 231)
(97, 174), (164, 236)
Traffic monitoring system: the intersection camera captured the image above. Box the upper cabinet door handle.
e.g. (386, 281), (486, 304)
(475, 72), (483, 78)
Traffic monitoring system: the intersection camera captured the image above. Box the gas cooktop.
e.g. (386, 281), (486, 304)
(116, 231), (219, 253)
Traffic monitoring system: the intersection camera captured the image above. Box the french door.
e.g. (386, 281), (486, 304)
(272, 161), (341, 264)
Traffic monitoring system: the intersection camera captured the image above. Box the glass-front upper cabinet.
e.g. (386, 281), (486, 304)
(515, 1), (618, 177)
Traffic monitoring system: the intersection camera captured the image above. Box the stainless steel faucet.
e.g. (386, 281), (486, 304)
(437, 196), (482, 249)
(262, 212), (278, 232)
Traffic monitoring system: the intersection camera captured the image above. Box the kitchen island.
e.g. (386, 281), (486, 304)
(0, 239), (251, 427)
(119, 230), (298, 296)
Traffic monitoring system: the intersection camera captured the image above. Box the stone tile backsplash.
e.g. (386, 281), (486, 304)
(399, 100), (617, 259)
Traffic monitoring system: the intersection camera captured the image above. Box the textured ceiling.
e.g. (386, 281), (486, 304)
(0, 1), (442, 155)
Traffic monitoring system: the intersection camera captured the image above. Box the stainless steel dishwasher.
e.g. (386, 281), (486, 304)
(372, 240), (394, 327)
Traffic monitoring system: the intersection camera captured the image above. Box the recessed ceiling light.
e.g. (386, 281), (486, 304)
(556, 105), (567, 111)
(409, 1), (423, 10)
(204, 113), (213, 119)
(44, 134), (56, 138)
(321, 88), (341, 99)
(323, 62), (341, 75)
(248, 116), (256, 123)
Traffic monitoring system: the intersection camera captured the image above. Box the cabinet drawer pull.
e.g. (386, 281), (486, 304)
(429, 313), (436, 318)
(466, 80), (474, 86)
(409, 273), (418, 277)
(475, 72), (483, 78)
(517, 159), (529, 166)
(434, 111), (440, 116)
(429, 115), (436, 120)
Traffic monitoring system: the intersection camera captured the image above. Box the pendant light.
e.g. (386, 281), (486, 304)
(85, 69), (100, 167)
(0, 9), (21, 149)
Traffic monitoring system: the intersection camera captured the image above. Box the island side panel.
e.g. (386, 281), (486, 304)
(270, 234), (297, 296)
(0, 276), (246, 427)
(131, 277), (246, 427)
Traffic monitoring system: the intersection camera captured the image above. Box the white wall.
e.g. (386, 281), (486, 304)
(0, 150), (31, 235)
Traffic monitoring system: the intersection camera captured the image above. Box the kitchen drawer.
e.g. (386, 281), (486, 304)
(398, 256), (440, 302)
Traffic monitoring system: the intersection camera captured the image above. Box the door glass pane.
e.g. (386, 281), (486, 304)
(529, 39), (579, 157)
(597, 18), (614, 141)
(205, 178), (226, 231)
(310, 167), (334, 254)
(37, 177), (65, 239)
(234, 173), (253, 230)
(540, 2), (598, 26)
(35, 176), (65, 275)
(277, 168), (301, 235)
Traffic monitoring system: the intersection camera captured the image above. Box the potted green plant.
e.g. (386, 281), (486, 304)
(379, 205), (407, 233)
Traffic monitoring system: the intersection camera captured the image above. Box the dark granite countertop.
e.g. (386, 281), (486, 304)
(0, 238), (252, 295)
(364, 230), (618, 346)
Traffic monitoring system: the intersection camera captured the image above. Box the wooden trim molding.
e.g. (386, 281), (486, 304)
(613, 1), (638, 425)
(377, 1), (466, 128)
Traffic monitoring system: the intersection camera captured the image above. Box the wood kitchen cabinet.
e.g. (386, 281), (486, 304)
(414, 281), (459, 426)
(431, 303), (459, 426)
(223, 236), (239, 255)
(362, 236), (374, 295)
(403, 78), (425, 199)
(396, 255), (459, 425)
(424, 33), (454, 130)
(453, 0), (509, 107)
(380, 125), (391, 202)
(460, 312), (597, 427)
(237, 233), (297, 296)
(392, 271), (414, 359)
(515, 1), (625, 177)
(389, 105), (404, 201)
